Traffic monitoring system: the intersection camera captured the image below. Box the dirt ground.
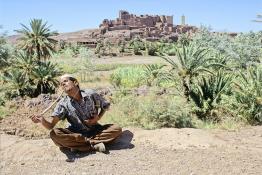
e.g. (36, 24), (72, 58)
(1, 125), (262, 175)
(94, 55), (164, 65)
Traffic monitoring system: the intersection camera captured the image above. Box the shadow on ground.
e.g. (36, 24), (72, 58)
(107, 130), (134, 150)
(60, 130), (134, 162)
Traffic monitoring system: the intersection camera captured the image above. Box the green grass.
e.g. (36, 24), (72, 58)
(110, 66), (146, 88)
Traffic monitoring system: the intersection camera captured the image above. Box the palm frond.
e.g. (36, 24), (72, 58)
(15, 19), (58, 61)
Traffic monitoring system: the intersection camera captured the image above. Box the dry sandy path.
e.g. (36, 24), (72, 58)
(1, 126), (262, 175)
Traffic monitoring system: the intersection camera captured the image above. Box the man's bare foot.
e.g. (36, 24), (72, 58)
(93, 143), (106, 153)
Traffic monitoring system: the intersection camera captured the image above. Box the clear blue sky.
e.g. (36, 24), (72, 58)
(0, 0), (261, 35)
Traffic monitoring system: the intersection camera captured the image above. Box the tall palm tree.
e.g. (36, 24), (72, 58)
(15, 19), (58, 61)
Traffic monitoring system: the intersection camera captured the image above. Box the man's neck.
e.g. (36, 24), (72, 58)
(68, 89), (82, 102)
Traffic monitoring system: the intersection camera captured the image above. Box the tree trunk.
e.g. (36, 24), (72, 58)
(182, 78), (190, 101)
(36, 44), (41, 61)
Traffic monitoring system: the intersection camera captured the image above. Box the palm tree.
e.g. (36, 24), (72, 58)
(159, 43), (223, 100)
(15, 19), (58, 61)
(190, 70), (233, 119)
(31, 61), (62, 95)
(11, 51), (37, 80)
(2, 69), (32, 97)
(3, 58), (62, 97)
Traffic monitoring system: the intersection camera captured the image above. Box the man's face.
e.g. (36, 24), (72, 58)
(60, 77), (77, 93)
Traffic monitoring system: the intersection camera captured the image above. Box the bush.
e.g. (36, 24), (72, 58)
(110, 66), (146, 88)
(143, 64), (166, 86)
(2, 69), (34, 98)
(139, 95), (194, 128)
(105, 94), (194, 129)
(78, 47), (94, 60)
(174, 112), (195, 128)
(129, 37), (145, 55)
(145, 42), (158, 56)
(158, 43), (177, 56)
(62, 47), (76, 58)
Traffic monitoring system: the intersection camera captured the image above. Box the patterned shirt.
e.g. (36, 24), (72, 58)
(52, 89), (110, 135)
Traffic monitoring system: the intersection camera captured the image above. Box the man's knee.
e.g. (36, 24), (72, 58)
(49, 128), (65, 147)
(112, 124), (122, 136)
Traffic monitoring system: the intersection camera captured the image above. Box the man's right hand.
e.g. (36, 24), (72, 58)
(84, 115), (100, 126)
(30, 115), (43, 123)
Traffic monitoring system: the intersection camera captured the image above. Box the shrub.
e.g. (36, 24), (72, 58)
(145, 42), (158, 56)
(174, 112), (195, 128)
(105, 94), (194, 129)
(139, 95), (194, 128)
(166, 48), (176, 56)
(129, 37), (145, 55)
(143, 64), (165, 86)
(190, 70), (233, 120)
(110, 66), (146, 88)
(158, 43), (177, 56)
(232, 31), (262, 68)
(223, 66), (262, 125)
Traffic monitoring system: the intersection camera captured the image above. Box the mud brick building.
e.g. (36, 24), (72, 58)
(49, 11), (198, 48)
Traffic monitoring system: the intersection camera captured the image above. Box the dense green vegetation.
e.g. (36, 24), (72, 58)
(1, 20), (61, 100)
(107, 27), (262, 127)
(0, 20), (261, 128)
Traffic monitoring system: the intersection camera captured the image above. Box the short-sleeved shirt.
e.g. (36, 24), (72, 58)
(52, 89), (110, 135)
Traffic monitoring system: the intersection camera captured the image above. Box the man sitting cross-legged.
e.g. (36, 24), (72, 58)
(31, 74), (122, 160)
